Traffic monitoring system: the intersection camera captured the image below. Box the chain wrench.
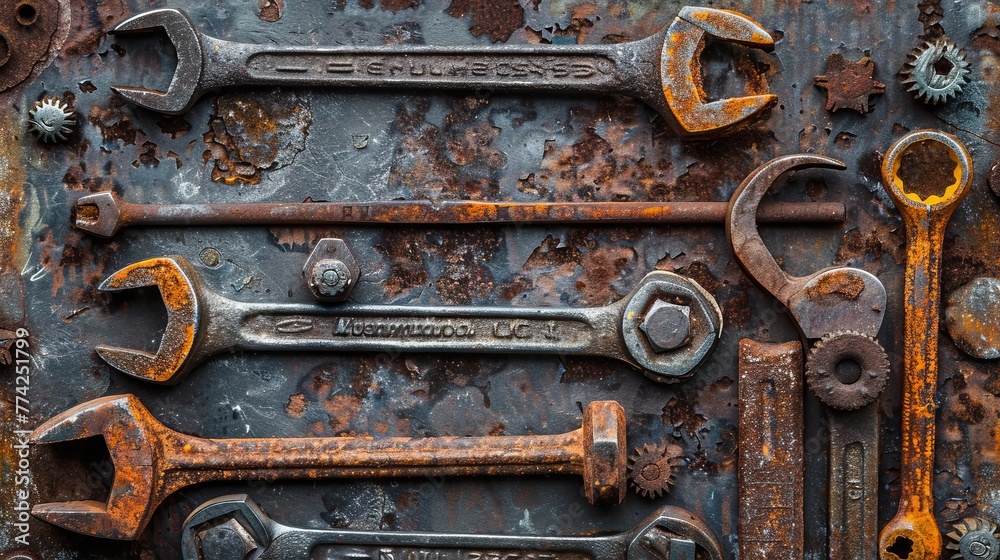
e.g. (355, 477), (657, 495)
(110, 7), (776, 138)
(73, 191), (846, 239)
(726, 154), (890, 560)
(94, 256), (722, 386)
(180, 494), (723, 560)
(877, 130), (973, 560)
(30, 396), (626, 540)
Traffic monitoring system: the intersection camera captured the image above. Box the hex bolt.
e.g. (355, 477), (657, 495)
(640, 299), (691, 353)
(197, 518), (259, 560)
(311, 259), (352, 298)
(302, 238), (360, 302)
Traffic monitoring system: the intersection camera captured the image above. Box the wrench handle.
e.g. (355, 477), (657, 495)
(203, 35), (656, 97)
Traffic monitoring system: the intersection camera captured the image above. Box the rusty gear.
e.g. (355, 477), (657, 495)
(901, 39), (970, 105)
(627, 443), (684, 498)
(947, 517), (1000, 560)
(805, 331), (889, 410)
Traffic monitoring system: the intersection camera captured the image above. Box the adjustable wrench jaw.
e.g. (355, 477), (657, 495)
(110, 8), (205, 114)
(625, 505), (724, 560)
(29, 395), (162, 540)
(96, 257), (206, 385)
(727, 154), (887, 339)
(659, 7), (777, 139)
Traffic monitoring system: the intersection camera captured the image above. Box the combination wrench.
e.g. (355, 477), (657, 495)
(94, 256), (722, 385)
(877, 130), (973, 560)
(74, 191), (847, 238)
(110, 7), (777, 138)
(30, 395), (627, 540)
(180, 494), (723, 560)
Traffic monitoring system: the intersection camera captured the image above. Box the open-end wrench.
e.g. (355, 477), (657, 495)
(110, 7), (777, 138)
(181, 494), (723, 560)
(94, 256), (722, 386)
(877, 130), (973, 560)
(30, 395), (627, 540)
(726, 154), (890, 560)
(74, 191), (847, 238)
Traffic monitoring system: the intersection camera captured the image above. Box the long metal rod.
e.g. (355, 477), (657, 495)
(74, 192), (846, 237)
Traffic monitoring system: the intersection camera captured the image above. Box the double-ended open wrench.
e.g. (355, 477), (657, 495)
(111, 7), (777, 138)
(95, 257), (722, 386)
(181, 494), (723, 560)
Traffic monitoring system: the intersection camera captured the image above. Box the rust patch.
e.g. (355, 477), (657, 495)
(380, 0), (419, 12)
(806, 270), (866, 300)
(61, 0), (126, 56)
(258, 0), (283, 21)
(286, 393), (308, 418)
(202, 91), (312, 185)
(89, 97), (137, 147)
(157, 115), (191, 139)
(448, 0), (524, 43)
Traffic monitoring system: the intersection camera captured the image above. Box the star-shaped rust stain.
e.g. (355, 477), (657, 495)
(814, 53), (886, 114)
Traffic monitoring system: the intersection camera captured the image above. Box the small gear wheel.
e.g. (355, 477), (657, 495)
(627, 443), (684, 499)
(805, 331), (890, 411)
(947, 517), (1000, 560)
(901, 38), (971, 105)
(28, 97), (76, 143)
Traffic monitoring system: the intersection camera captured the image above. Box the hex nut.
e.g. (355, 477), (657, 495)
(640, 299), (691, 353)
(303, 238), (360, 302)
(196, 518), (259, 560)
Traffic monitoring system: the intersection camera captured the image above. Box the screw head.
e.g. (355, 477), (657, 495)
(640, 299), (691, 353)
(312, 259), (352, 297)
(196, 518), (258, 560)
(302, 238), (360, 302)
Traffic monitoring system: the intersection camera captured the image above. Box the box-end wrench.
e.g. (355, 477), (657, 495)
(877, 130), (973, 560)
(30, 395), (627, 540)
(726, 154), (890, 560)
(109, 7), (777, 138)
(180, 494), (723, 560)
(94, 256), (722, 386)
(73, 191), (847, 239)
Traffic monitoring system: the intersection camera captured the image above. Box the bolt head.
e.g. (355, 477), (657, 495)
(640, 299), (691, 353)
(196, 518), (258, 560)
(312, 259), (352, 297)
(303, 238), (360, 302)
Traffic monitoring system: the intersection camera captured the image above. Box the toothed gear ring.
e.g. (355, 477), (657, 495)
(947, 517), (1000, 560)
(901, 38), (971, 105)
(805, 331), (890, 410)
(28, 97), (76, 143)
(627, 443), (683, 498)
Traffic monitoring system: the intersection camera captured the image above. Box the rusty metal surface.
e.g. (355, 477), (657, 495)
(2, 0), (1000, 559)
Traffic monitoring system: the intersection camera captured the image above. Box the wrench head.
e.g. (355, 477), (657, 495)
(110, 9), (205, 114)
(181, 494), (272, 560)
(881, 129), (973, 218)
(627, 505), (723, 560)
(74, 192), (122, 238)
(30, 394), (161, 540)
(660, 7), (777, 138)
(581, 401), (627, 505)
(96, 257), (202, 385)
(621, 271), (723, 383)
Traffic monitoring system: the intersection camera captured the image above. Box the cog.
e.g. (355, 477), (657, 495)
(28, 97), (76, 143)
(627, 443), (684, 499)
(947, 517), (1000, 560)
(901, 38), (971, 105)
(805, 331), (889, 411)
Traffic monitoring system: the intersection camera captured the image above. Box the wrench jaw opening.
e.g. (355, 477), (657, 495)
(29, 395), (161, 540)
(180, 494), (273, 560)
(880, 514), (943, 560)
(96, 257), (203, 385)
(110, 8), (205, 114)
(659, 7), (777, 139)
(620, 271), (723, 384)
(73, 192), (122, 238)
(626, 505), (724, 560)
